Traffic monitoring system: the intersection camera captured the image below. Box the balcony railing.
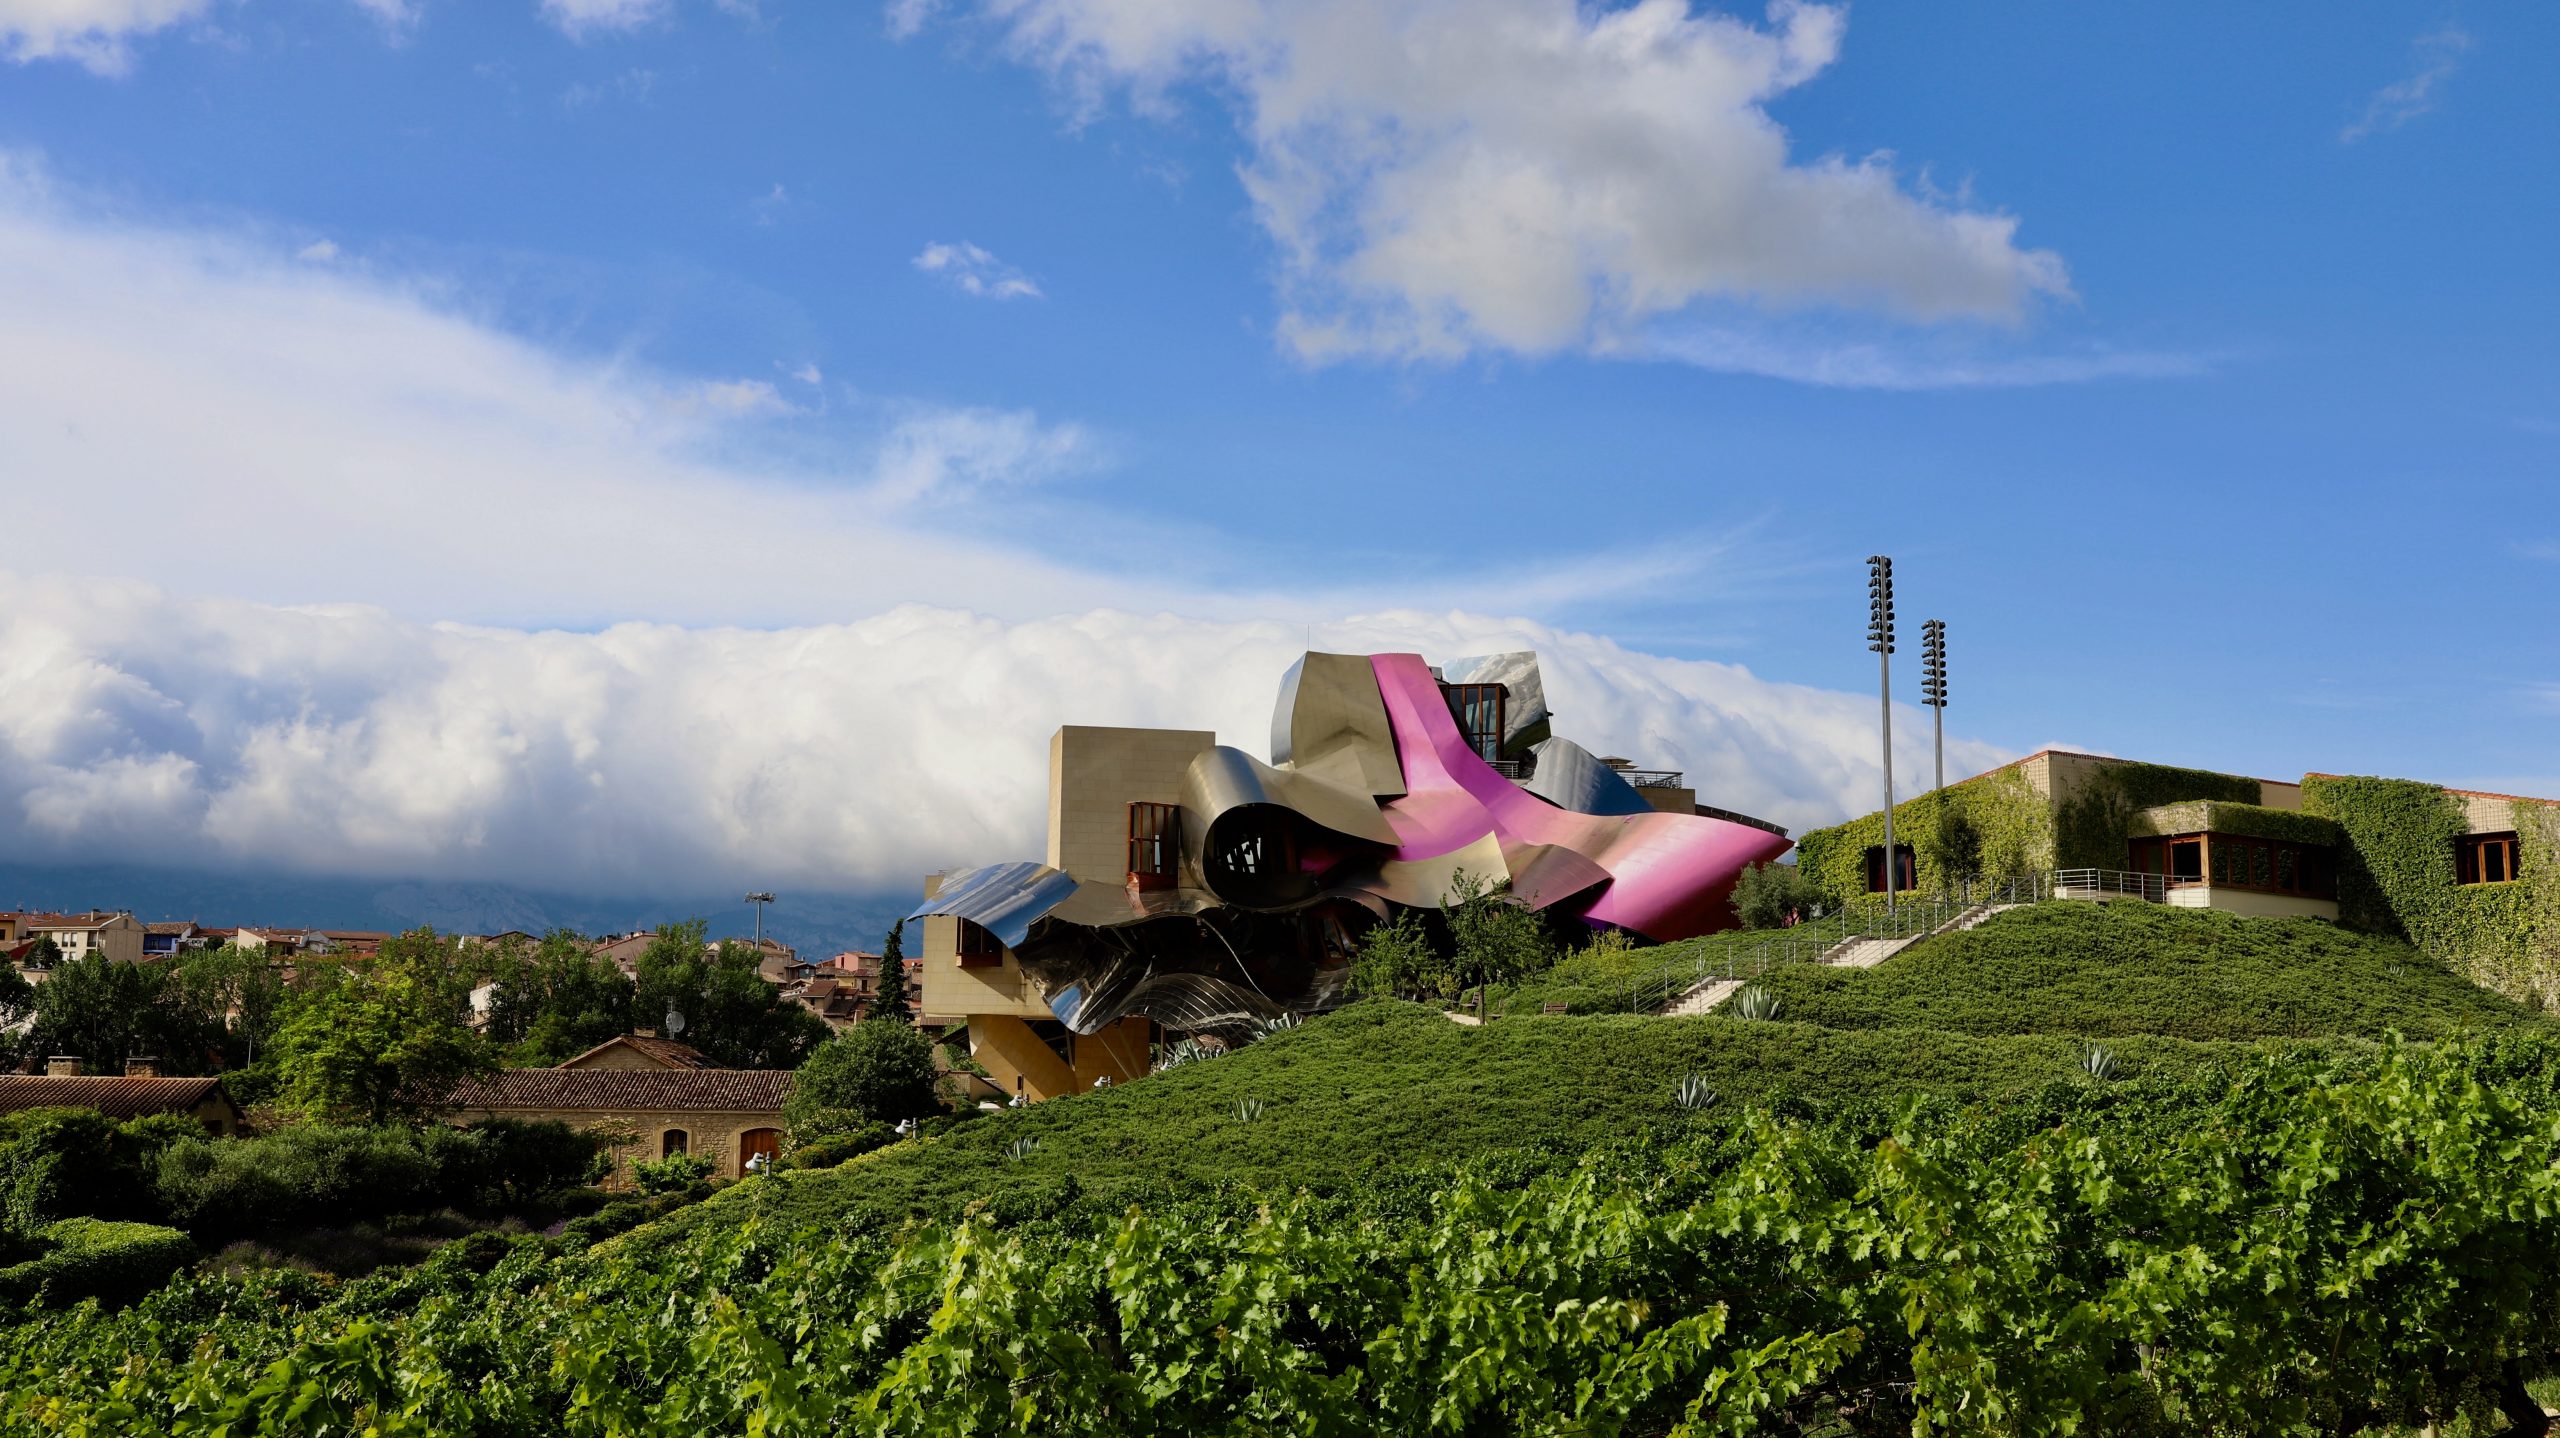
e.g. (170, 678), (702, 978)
(2052, 868), (2168, 903)
(1615, 769), (1685, 789)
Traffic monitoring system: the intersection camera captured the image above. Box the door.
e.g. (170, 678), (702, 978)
(737, 1127), (782, 1175)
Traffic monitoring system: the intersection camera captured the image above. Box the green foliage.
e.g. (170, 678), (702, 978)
(633, 920), (829, 1069)
(784, 1123), (894, 1171)
(26, 953), (224, 1077)
(20, 1040), (2560, 1431)
(152, 1121), (597, 1242)
(1728, 985), (1781, 1021)
(631, 1152), (717, 1195)
(2127, 799), (2343, 848)
(1726, 860), (1824, 929)
(871, 921), (912, 1026)
(0, 1109), (198, 1236)
(1794, 763), (2052, 907)
(1750, 901), (2541, 1042)
(484, 931), (637, 1066)
(2304, 775), (2560, 1007)
(1348, 909), (1434, 998)
(787, 1020), (942, 1138)
(0, 1218), (195, 1310)
(267, 933), (494, 1125)
(2052, 759), (2260, 870)
(1440, 870), (1558, 992)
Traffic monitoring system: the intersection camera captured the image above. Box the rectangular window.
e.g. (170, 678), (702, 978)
(2169, 839), (2204, 883)
(1863, 844), (1917, 894)
(955, 921), (1005, 968)
(2275, 846), (2297, 892)
(2210, 840), (2231, 885)
(2249, 842), (2273, 889)
(1127, 802), (1182, 890)
(1442, 684), (1508, 763)
(2457, 832), (2520, 886)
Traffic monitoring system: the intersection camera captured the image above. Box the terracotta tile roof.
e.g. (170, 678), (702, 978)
(558, 1035), (718, 1070)
(448, 1069), (792, 1113)
(0, 1075), (238, 1119)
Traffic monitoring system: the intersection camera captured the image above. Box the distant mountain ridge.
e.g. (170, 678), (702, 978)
(0, 862), (913, 957)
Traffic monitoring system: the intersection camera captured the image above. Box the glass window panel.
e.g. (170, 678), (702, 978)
(2250, 843), (2272, 889)
(2276, 846), (2297, 891)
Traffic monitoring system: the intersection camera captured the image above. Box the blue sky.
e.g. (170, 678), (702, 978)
(0, 0), (2553, 901)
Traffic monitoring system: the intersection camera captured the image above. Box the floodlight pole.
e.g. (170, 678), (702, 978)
(744, 891), (777, 945)
(1868, 557), (1897, 921)
(1922, 619), (1949, 798)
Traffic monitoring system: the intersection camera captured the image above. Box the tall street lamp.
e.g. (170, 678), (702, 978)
(1921, 619), (1948, 798)
(744, 891), (777, 946)
(1868, 556), (1897, 919)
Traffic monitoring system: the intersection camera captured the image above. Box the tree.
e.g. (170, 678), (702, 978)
(485, 930), (637, 1065)
(1729, 861), (1826, 930)
(785, 1019), (942, 1139)
(0, 967), (32, 1073)
(632, 920), (827, 1069)
(1350, 910), (1435, 999)
(268, 931), (495, 1125)
(870, 922), (913, 1026)
(27, 954), (224, 1075)
(166, 945), (291, 1068)
(1441, 871), (1556, 993)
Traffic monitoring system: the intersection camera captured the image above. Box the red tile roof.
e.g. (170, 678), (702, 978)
(0, 1075), (239, 1119)
(558, 1035), (718, 1070)
(447, 1069), (791, 1113)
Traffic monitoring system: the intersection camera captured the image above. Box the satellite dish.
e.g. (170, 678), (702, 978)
(664, 1008), (686, 1036)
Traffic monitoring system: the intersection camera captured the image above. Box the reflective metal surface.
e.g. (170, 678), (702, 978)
(930, 648), (1791, 1039)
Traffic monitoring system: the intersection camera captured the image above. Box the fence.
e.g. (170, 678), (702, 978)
(1616, 872), (2053, 1014)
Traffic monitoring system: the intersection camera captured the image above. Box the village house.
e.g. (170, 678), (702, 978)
(443, 1034), (790, 1188)
(0, 1058), (246, 1136)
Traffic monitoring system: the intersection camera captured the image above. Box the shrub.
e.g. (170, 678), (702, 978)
(632, 1152), (716, 1195)
(0, 1108), (197, 1235)
(0, 1218), (196, 1309)
(787, 1019), (942, 1136)
(151, 1120), (597, 1241)
(1730, 861), (1826, 929)
(784, 1123), (893, 1171)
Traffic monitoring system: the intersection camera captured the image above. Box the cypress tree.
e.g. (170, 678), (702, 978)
(870, 920), (913, 1025)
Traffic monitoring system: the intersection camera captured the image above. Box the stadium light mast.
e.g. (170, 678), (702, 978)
(1921, 619), (1949, 799)
(744, 891), (777, 945)
(1868, 557), (1897, 919)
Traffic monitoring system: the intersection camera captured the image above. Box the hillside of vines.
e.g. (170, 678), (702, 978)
(8, 901), (2560, 1434)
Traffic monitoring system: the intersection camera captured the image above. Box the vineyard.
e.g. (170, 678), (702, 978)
(6, 904), (2560, 1434)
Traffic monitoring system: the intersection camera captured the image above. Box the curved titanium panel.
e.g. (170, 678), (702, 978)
(1368, 653), (1790, 941)
(1520, 736), (1654, 817)
(1268, 651), (1406, 798)
(906, 861), (1081, 950)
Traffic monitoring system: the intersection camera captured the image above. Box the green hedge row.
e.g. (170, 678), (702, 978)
(0, 1219), (196, 1310)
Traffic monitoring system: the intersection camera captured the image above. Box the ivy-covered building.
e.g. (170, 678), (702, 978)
(1795, 750), (2560, 1006)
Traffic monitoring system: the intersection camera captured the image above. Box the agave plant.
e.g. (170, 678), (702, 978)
(1252, 1014), (1304, 1041)
(1005, 1135), (1042, 1163)
(1233, 1097), (1267, 1122)
(1729, 984), (1781, 1022)
(1153, 1038), (1218, 1073)
(2082, 1044), (2121, 1082)
(1673, 1074), (1718, 1111)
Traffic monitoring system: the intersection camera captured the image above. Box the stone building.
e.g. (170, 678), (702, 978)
(444, 1035), (791, 1187)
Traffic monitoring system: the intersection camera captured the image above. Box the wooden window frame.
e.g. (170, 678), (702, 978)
(2162, 832), (2336, 899)
(1442, 683), (1509, 763)
(1127, 802), (1182, 891)
(2456, 831), (2520, 886)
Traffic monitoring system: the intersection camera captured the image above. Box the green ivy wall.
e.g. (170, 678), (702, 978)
(2300, 776), (2560, 1008)
(1794, 765), (2052, 911)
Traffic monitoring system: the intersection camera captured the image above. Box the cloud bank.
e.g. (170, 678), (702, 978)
(913, 0), (2068, 362)
(0, 574), (2011, 896)
(0, 0), (210, 71)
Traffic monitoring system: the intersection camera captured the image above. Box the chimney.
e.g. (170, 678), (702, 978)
(124, 1056), (162, 1078)
(633, 1028), (657, 1039)
(46, 1056), (78, 1077)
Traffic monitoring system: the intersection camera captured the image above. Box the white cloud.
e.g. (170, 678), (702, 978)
(0, 573), (2011, 895)
(348, 0), (421, 33)
(2342, 26), (2471, 143)
(1648, 324), (2212, 390)
(864, 403), (1093, 505)
(913, 240), (1045, 300)
(790, 362), (823, 386)
(541, 0), (667, 39)
(296, 238), (341, 263)
(752, 182), (789, 225)
(0, 0), (211, 72)
(915, 0), (2066, 362)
